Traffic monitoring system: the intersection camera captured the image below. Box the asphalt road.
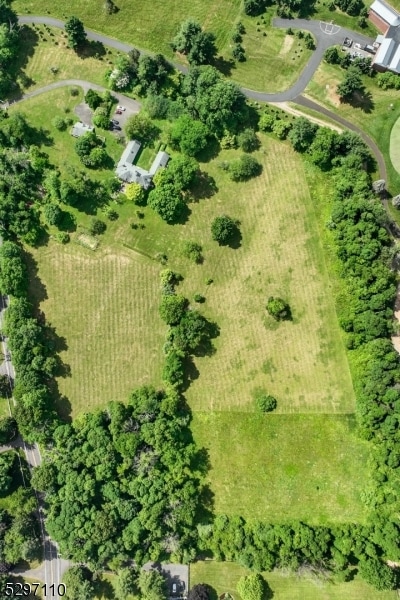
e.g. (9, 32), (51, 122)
(0, 289), (70, 599)
(18, 15), (374, 100)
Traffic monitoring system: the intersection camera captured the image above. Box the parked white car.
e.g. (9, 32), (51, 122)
(117, 105), (126, 111)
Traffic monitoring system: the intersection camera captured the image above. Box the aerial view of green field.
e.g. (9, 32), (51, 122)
(1, 0), (400, 597)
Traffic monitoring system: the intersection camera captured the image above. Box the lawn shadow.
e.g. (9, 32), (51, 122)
(78, 39), (107, 60)
(196, 137), (221, 163)
(220, 223), (242, 250)
(51, 383), (73, 423)
(9, 26), (40, 96)
(92, 577), (114, 600)
(172, 202), (191, 225)
(23, 251), (48, 307)
(212, 55), (235, 77)
(181, 354), (200, 391)
(189, 171), (218, 202)
(59, 210), (77, 232)
(342, 89), (375, 113)
(193, 319), (220, 357)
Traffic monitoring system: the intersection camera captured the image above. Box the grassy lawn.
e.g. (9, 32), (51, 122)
(221, 12), (313, 93)
(190, 561), (398, 600)
(191, 413), (369, 524)
(13, 25), (118, 95)
(14, 0), (241, 57)
(390, 114), (400, 175)
(9, 88), (124, 176)
(304, 61), (400, 191)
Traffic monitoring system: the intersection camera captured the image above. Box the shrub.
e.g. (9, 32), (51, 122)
(211, 215), (237, 245)
(228, 154), (262, 181)
(255, 393), (277, 412)
(259, 113), (275, 132)
(266, 296), (291, 320)
(159, 294), (187, 325)
(89, 218), (107, 235)
(52, 116), (67, 131)
(54, 232), (70, 244)
(43, 203), (62, 227)
(182, 240), (203, 263)
(194, 293), (205, 303)
(237, 128), (259, 152)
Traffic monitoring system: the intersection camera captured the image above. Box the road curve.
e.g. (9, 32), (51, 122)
(18, 15), (374, 100)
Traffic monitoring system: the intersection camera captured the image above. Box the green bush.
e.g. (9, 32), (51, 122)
(89, 218), (107, 235)
(52, 116), (67, 131)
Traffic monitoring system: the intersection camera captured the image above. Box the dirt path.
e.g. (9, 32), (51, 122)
(270, 101), (343, 132)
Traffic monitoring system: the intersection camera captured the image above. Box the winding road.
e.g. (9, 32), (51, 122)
(16, 14), (387, 180)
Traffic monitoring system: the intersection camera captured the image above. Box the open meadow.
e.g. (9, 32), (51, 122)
(190, 561), (399, 600)
(191, 413), (369, 523)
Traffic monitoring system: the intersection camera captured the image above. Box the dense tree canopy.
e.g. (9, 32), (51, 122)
(32, 387), (201, 567)
(169, 115), (209, 156)
(65, 16), (87, 50)
(172, 19), (217, 65)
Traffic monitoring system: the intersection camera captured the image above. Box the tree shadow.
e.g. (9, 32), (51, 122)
(264, 579), (275, 599)
(50, 381), (73, 423)
(196, 137), (221, 163)
(171, 202), (191, 225)
(193, 319), (220, 357)
(8, 26), (40, 97)
(212, 55), (235, 76)
(58, 210), (77, 232)
(78, 39), (107, 60)
(181, 354), (200, 391)
(92, 576), (114, 600)
(219, 223), (242, 249)
(189, 171), (218, 202)
(342, 89), (375, 113)
(297, 0), (318, 18)
(23, 251), (48, 308)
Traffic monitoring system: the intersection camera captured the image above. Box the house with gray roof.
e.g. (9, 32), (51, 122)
(115, 140), (170, 190)
(71, 122), (94, 138)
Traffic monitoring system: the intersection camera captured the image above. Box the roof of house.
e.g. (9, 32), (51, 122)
(149, 151), (170, 175)
(71, 122), (94, 137)
(370, 0), (400, 26)
(374, 36), (397, 65)
(115, 140), (170, 189)
(389, 43), (400, 71)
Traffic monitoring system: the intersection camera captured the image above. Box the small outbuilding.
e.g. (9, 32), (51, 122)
(71, 122), (95, 138)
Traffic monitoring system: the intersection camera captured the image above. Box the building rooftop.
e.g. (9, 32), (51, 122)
(71, 122), (94, 138)
(370, 0), (400, 26)
(115, 140), (170, 190)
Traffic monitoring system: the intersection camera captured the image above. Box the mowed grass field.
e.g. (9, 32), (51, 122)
(190, 561), (398, 600)
(221, 12), (313, 93)
(191, 413), (369, 523)
(27, 243), (165, 419)
(390, 115), (400, 175)
(14, 25), (119, 94)
(15, 0), (241, 56)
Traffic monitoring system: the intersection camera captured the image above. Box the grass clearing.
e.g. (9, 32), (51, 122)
(15, 0), (241, 56)
(390, 114), (400, 174)
(191, 413), (369, 524)
(190, 561), (398, 599)
(14, 25), (118, 94)
(222, 12), (313, 93)
(27, 242), (165, 419)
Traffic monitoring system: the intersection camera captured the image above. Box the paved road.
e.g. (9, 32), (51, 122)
(18, 15), (374, 100)
(0, 292), (70, 599)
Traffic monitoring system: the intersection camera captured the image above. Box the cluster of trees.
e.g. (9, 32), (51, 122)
(159, 270), (217, 389)
(376, 71), (400, 90)
(107, 49), (171, 94)
(172, 19), (217, 66)
(85, 88), (114, 129)
(148, 155), (198, 223)
(75, 130), (108, 168)
(32, 386), (202, 568)
(199, 515), (400, 589)
(0, 0), (21, 96)
(0, 112), (49, 245)
(0, 242), (59, 443)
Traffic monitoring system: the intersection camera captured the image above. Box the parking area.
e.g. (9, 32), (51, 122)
(143, 562), (189, 599)
(342, 36), (378, 59)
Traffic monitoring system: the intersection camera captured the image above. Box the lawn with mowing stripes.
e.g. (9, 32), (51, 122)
(15, 0), (241, 57)
(390, 115), (400, 175)
(27, 243), (165, 419)
(191, 413), (369, 524)
(190, 561), (398, 600)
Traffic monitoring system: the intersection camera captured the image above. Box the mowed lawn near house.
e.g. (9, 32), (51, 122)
(14, 0), (241, 56)
(221, 13), (313, 93)
(191, 413), (369, 523)
(190, 561), (398, 600)
(13, 25), (119, 94)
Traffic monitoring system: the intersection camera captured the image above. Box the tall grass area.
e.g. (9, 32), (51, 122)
(191, 413), (369, 523)
(190, 561), (398, 599)
(14, 0), (241, 56)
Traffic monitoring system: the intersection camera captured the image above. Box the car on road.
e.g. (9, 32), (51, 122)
(110, 119), (119, 125)
(111, 125), (122, 131)
(115, 109), (122, 115)
(172, 583), (178, 594)
(117, 105), (126, 111)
